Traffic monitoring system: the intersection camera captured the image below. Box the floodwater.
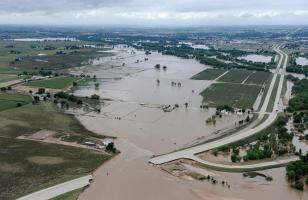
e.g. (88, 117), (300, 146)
(239, 54), (272, 63)
(72, 45), (307, 200)
(179, 42), (210, 50)
(296, 57), (308, 66)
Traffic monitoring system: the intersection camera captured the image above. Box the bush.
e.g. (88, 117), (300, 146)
(91, 94), (100, 100)
(212, 149), (218, 156)
(292, 181), (304, 191)
(106, 142), (116, 153)
(37, 88), (45, 94)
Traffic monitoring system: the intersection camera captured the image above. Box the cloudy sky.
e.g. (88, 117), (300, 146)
(0, 0), (308, 26)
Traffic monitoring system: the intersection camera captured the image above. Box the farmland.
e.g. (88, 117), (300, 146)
(244, 71), (272, 85)
(25, 76), (80, 90)
(0, 102), (100, 138)
(200, 83), (262, 108)
(191, 68), (227, 80)
(0, 93), (32, 111)
(217, 69), (253, 83)
(0, 137), (110, 200)
(0, 74), (20, 83)
(0, 101), (113, 199)
(0, 40), (108, 68)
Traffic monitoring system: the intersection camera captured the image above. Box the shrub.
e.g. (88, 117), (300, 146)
(292, 181), (304, 191)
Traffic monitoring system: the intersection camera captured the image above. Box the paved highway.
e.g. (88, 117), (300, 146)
(188, 155), (299, 170)
(17, 175), (93, 200)
(149, 45), (293, 166)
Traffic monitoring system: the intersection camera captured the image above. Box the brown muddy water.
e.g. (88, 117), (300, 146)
(71, 45), (307, 200)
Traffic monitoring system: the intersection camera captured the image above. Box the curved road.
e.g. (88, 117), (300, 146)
(17, 175), (93, 200)
(149, 45), (298, 168)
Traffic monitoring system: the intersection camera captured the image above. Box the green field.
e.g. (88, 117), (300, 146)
(0, 74), (20, 83)
(191, 69), (227, 80)
(25, 76), (80, 89)
(0, 40), (110, 69)
(0, 102), (112, 199)
(0, 93), (32, 111)
(0, 102), (99, 138)
(266, 75), (281, 112)
(244, 71), (271, 85)
(200, 83), (262, 109)
(217, 69), (253, 83)
(0, 137), (110, 200)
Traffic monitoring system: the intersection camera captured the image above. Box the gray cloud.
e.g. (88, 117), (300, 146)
(0, 0), (307, 25)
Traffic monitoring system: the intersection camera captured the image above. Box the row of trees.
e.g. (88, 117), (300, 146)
(286, 77), (308, 133)
(286, 153), (308, 190)
(132, 42), (272, 72)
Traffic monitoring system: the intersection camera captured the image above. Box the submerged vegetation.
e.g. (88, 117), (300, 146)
(286, 153), (308, 191)
(212, 115), (295, 163)
(287, 77), (308, 132)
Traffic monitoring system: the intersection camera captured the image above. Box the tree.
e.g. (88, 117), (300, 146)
(292, 181), (304, 190)
(34, 96), (40, 102)
(231, 154), (237, 163)
(106, 142), (116, 153)
(37, 88), (45, 94)
(287, 170), (296, 180)
(154, 64), (161, 69)
(91, 94), (100, 100)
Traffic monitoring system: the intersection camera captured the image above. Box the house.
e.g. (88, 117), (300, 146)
(102, 138), (113, 146)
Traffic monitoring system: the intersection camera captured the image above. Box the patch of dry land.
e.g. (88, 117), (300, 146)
(0, 102), (114, 199)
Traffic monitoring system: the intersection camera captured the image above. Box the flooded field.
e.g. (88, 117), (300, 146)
(239, 54), (272, 63)
(296, 57), (308, 66)
(71, 46), (307, 200)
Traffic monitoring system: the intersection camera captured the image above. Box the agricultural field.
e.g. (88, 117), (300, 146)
(191, 68), (227, 80)
(0, 93), (32, 111)
(0, 102), (99, 138)
(0, 101), (113, 199)
(0, 67), (25, 75)
(0, 40), (111, 72)
(0, 137), (110, 200)
(200, 83), (262, 109)
(244, 71), (272, 85)
(0, 74), (20, 83)
(25, 76), (80, 90)
(217, 69), (253, 83)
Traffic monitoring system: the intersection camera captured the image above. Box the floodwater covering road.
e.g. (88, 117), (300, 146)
(149, 45), (297, 169)
(73, 45), (307, 200)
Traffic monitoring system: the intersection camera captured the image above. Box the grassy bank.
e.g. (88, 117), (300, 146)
(51, 189), (83, 200)
(25, 76), (80, 90)
(266, 75), (280, 112)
